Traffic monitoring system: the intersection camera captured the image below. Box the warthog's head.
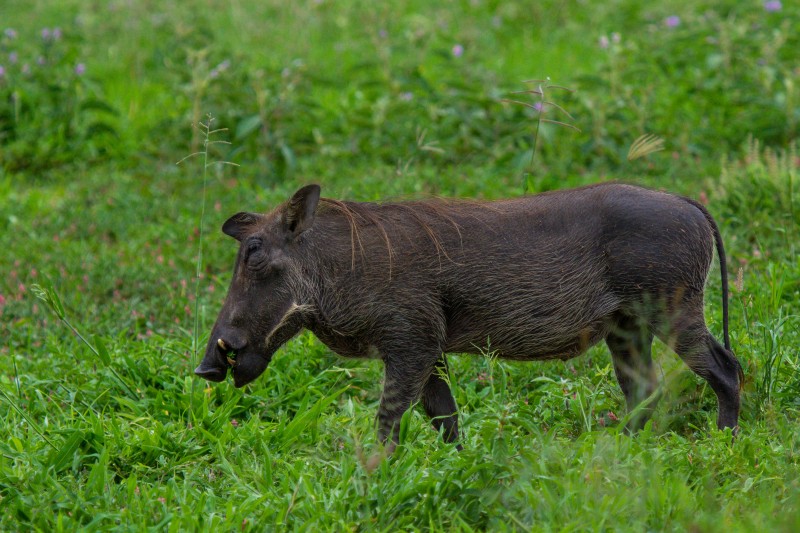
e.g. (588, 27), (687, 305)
(194, 185), (320, 387)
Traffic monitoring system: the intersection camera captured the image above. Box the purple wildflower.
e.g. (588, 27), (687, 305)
(611, 32), (621, 44)
(21, 63), (30, 74)
(665, 16), (681, 28)
(9, 52), (17, 64)
(37, 56), (45, 66)
(41, 28), (51, 40)
(452, 44), (464, 58)
(4, 28), (17, 39)
(533, 101), (544, 112)
(764, 1), (782, 11)
(599, 35), (609, 49)
(209, 59), (230, 79)
(74, 63), (86, 75)
(53, 27), (62, 40)
(0, 65), (5, 78)
(400, 92), (413, 101)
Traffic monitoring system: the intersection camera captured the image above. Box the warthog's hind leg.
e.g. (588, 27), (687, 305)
(659, 299), (742, 431)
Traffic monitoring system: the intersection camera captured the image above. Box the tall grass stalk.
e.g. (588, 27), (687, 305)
(177, 114), (238, 420)
(502, 78), (579, 193)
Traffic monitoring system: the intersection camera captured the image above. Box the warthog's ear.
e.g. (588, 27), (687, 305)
(222, 212), (263, 241)
(283, 184), (321, 239)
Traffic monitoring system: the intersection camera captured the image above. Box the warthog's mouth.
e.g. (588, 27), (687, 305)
(229, 348), (273, 388)
(217, 338), (238, 368)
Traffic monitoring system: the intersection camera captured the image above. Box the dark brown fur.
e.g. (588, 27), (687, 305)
(195, 183), (743, 450)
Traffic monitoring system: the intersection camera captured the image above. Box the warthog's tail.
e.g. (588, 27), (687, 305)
(683, 196), (744, 389)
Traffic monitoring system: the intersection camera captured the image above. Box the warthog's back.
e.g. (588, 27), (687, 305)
(309, 183), (715, 361)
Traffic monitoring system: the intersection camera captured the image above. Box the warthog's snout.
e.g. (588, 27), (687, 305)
(193, 362), (227, 382)
(196, 324), (273, 388)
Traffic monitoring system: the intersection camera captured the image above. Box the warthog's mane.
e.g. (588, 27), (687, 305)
(315, 196), (500, 276)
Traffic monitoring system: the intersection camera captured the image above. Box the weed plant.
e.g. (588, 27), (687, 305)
(1, 0), (799, 530)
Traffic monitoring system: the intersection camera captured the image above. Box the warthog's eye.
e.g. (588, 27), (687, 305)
(243, 238), (263, 262)
(245, 238), (261, 256)
(244, 238), (273, 274)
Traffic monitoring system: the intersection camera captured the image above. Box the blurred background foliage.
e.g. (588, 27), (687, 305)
(1, 0), (797, 183)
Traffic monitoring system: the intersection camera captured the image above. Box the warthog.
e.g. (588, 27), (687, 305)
(195, 183), (742, 453)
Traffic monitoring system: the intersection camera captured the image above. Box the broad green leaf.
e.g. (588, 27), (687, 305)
(48, 431), (84, 473)
(94, 335), (112, 366)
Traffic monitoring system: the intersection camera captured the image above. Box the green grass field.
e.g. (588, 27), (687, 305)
(1, 0), (799, 530)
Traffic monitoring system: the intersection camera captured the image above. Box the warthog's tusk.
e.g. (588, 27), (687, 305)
(217, 338), (229, 351)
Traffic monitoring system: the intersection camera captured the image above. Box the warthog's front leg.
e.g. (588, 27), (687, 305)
(421, 355), (461, 448)
(365, 350), (438, 469)
(376, 361), (429, 446)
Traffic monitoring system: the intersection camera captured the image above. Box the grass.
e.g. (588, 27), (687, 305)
(1, 0), (799, 530)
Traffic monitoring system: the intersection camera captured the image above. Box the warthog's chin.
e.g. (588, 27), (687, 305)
(230, 350), (273, 388)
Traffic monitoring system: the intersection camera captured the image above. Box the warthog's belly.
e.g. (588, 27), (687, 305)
(442, 283), (621, 361)
(444, 318), (612, 361)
